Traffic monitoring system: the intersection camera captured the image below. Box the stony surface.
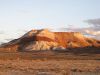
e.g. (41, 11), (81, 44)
(0, 59), (100, 75)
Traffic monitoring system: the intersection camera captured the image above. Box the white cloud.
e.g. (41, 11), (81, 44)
(85, 30), (100, 35)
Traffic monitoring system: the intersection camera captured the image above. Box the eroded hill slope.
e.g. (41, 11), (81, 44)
(0, 29), (100, 52)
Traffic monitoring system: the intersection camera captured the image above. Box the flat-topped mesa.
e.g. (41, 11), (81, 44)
(0, 29), (100, 52)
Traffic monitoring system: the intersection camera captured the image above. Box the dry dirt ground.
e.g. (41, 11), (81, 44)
(0, 51), (100, 75)
(0, 59), (100, 75)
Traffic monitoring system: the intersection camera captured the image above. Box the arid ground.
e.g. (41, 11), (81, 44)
(0, 51), (100, 75)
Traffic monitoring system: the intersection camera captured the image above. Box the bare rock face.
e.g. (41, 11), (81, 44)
(23, 41), (59, 51)
(37, 29), (55, 40)
(0, 29), (100, 52)
(54, 32), (92, 48)
(18, 29), (58, 51)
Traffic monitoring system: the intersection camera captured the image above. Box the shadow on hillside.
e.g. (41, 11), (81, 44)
(17, 46), (100, 55)
(53, 46), (100, 55)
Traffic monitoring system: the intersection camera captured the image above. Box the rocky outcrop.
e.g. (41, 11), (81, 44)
(23, 41), (58, 51)
(54, 32), (92, 47)
(0, 29), (100, 52)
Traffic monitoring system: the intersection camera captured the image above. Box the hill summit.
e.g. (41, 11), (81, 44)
(0, 29), (100, 52)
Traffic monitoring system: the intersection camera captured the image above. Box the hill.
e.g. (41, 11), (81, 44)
(0, 29), (100, 52)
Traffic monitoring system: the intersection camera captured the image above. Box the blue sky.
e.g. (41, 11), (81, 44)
(0, 0), (100, 42)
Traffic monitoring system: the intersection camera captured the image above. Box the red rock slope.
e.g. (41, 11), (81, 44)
(0, 29), (100, 52)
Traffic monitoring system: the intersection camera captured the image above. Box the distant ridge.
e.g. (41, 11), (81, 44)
(0, 29), (100, 52)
